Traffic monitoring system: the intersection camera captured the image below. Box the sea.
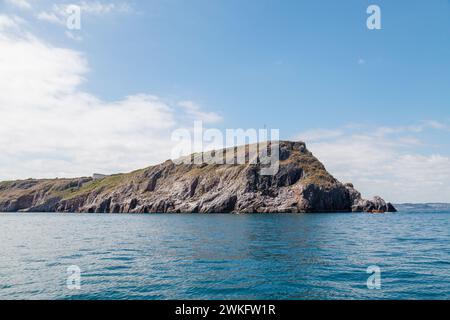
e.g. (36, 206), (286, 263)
(0, 210), (449, 300)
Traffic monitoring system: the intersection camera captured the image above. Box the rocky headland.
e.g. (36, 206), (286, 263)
(0, 141), (396, 214)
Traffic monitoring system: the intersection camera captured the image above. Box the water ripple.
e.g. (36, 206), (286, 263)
(0, 211), (449, 299)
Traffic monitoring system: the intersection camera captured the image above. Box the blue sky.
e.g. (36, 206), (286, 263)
(54, 1), (450, 133)
(1, 0), (450, 202)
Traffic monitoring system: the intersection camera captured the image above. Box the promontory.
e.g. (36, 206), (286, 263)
(0, 141), (396, 214)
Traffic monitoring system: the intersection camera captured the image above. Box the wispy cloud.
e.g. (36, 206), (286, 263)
(4, 0), (32, 10)
(35, 1), (135, 40)
(36, 11), (64, 25)
(0, 14), (25, 30)
(65, 30), (83, 41)
(36, 1), (134, 24)
(178, 101), (222, 124)
(295, 128), (343, 142)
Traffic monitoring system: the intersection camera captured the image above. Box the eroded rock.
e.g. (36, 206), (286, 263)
(0, 141), (396, 214)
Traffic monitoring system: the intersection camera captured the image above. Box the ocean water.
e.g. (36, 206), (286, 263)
(0, 211), (449, 300)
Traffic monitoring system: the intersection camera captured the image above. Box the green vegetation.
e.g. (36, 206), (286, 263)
(294, 151), (337, 187)
(61, 174), (126, 200)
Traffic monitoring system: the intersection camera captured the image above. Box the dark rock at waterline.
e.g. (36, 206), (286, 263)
(351, 196), (397, 213)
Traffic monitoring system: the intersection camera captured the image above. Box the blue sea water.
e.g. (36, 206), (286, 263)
(0, 211), (449, 300)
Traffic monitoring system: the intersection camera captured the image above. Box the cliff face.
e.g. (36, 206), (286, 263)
(0, 141), (396, 213)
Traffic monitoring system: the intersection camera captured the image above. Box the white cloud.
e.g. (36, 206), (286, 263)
(0, 14), (220, 180)
(424, 120), (450, 130)
(5, 0), (32, 10)
(36, 11), (64, 25)
(295, 123), (450, 203)
(296, 128), (343, 142)
(0, 14), (25, 30)
(37, 1), (133, 24)
(35, 1), (135, 40)
(178, 101), (222, 124)
(65, 30), (83, 41)
(76, 1), (132, 14)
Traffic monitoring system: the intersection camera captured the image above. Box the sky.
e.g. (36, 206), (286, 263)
(0, 0), (450, 203)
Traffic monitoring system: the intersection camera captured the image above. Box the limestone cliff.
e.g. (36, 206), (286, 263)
(0, 141), (396, 213)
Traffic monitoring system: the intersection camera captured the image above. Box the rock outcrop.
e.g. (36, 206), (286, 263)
(0, 141), (396, 214)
